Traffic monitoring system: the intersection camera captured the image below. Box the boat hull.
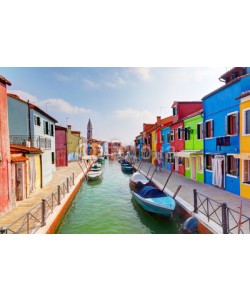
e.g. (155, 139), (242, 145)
(87, 170), (103, 181)
(131, 191), (175, 217)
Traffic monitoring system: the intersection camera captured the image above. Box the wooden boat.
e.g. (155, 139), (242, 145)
(91, 163), (102, 171)
(131, 185), (176, 217)
(121, 161), (134, 173)
(98, 156), (105, 164)
(129, 172), (151, 192)
(87, 170), (103, 181)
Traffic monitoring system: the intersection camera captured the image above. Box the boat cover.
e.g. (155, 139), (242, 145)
(137, 186), (166, 198)
(130, 172), (149, 185)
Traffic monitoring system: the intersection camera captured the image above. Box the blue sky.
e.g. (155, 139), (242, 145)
(1, 67), (227, 144)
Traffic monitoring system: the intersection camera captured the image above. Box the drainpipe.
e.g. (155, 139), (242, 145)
(27, 100), (32, 141)
(40, 154), (43, 188)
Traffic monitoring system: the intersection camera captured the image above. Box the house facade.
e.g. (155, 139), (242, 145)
(183, 111), (204, 182)
(202, 67), (250, 195)
(8, 94), (57, 187)
(170, 101), (203, 175)
(0, 75), (12, 215)
(160, 116), (173, 169)
(234, 91), (250, 199)
(55, 125), (68, 167)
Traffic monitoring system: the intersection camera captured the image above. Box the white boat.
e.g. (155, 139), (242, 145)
(87, 170), (103, 181)
(91, 163), (102, 171)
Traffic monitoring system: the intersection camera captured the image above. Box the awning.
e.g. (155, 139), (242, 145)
(174, 151), (203, 158)
(233, 153), (250, 159)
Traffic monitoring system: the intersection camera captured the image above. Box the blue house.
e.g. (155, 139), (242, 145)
(160, 117), (173, 170)
(202, 67), (250, 195)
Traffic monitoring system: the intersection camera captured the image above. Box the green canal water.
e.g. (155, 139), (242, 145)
(57, 159), (184, 234)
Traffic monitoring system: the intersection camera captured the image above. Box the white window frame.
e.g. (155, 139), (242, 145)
(185, 157), (190, 169)
(205, 119), (213, 139)
(242, 159), (250, 185)
(184, 127), (190, 141)
(197, 122), (203, 140)
(243, 108), (250, 136)
(226, 154), (239, 178)
(34, 114), (41, 127)
(170, 130), (175, 142)
(173, 106), (178, 116)
(197, 155), (203, 173)
(177, 127), (183, 140)
(226, 111), (238, 136)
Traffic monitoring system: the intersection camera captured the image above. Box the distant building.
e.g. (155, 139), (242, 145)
(87, 118), (93, 140)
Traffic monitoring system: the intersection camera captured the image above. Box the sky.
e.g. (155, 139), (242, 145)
(0, 67), (228, 145)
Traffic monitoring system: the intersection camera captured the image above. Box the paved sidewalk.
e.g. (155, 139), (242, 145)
(0, 160), (89, 228)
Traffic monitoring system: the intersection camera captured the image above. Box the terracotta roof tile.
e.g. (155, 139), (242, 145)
(10, 144), (42, 154)
(235, 90), (250, 100)
(11, 156), (28, 163)
(0, 75), (11, 86)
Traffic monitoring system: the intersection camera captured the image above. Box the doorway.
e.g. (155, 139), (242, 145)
(191, 156), (196, 180)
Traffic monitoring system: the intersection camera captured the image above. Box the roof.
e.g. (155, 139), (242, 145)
(0, 75), (11, 86)
(10, 144), (42, 154)
(55, 125), (67, 131)
(71, 130), (81, 134)
(11, 156), (29, 163)
(219, 67), (246, 81)
(202, 74), (250, 100)
(7, 93), (58, 123)
(235, 90), (250, 100)
(171, 101), (202, 108)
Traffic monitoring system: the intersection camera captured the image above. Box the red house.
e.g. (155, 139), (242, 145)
(55, 125), (68, 167)
(0, 75), (12, 215)
(170, 101), (203, 175)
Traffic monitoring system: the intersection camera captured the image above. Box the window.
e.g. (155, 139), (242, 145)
(43, 120), (49, 135)
(227, 155), (238, 176)
(34, 115), (41, 126)
(173, 106), (178, 116)
(198, 156), (203, 173)
(184, 127), (190, 141)
(244, 109), (250, 134)
(185, 158), (190, 169)
(50, 124), (54, 137)
(197, 123), (203, 140)
(205, 120), (213, 138)
(205, 154), (213, 170)
(167, 133), (170, 143)
(168, 152), (175, 163)
(243, 160), (250, 184)
(178, 157), (184, 165)
(170, 130), (174, 142)
(177, 127), (183, 140)
(51, 152), (55, 164)
(161, 134), (164, 143)
(226, 113), (238, 135)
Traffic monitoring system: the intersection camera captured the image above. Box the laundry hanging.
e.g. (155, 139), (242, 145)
(212, 157), (224, 188)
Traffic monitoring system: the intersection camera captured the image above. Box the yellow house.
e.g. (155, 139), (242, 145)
(235, 92), (250, 199)
(151, 129), (157, 164)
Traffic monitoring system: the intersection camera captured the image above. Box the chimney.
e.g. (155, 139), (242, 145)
(157, 116), (161, 125)
(67, 125), (72, 132)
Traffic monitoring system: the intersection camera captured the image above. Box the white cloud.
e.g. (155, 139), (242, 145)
(115, 108), (155, 122)
(7, 89), (91, 115)
(126, 67), (152, 81)
(103, 76), (126, 88)
(82, 79), (99, 89)
(54, 73), (73, 81)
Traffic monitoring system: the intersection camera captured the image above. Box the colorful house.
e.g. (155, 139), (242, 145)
(66, 125), (83, 161)
(159, 116), (173, 169)
(8, 93), (57, 187)
(202, 67), (250, 195)
(183, 110), (204, 182)
(55, 125), (68, 167)
(170, 101), (203, 175)
(0, 75), (12, 215)
(234, 91), (250, 199)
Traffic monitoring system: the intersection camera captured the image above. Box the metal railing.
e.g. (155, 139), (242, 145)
(194, 190), (250, 234)
(10, 135), (52, 150)
(2, 173), (75, 234)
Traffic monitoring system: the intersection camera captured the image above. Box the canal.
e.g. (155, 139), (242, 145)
(57, 159), (184, 234)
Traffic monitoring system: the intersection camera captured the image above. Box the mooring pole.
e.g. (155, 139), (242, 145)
(221, 202), (228, 234)
(41, 199), (46, 227)
(146, 165), (152, 178)
(161, 172), (173, 191)
(193, 189), (198, 213)
(138, 161), (143, 171)
(57, 185), (61, 205)
(150, 167), (157, 181)
(173, 185), (182, 199)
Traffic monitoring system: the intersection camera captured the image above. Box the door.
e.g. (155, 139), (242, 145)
(175, 157), (179, 172)
(191, 156), (196, 180)
(15, 163), (24, 201)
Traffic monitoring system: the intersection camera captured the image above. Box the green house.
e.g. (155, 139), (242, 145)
(183, 111), (204, 183)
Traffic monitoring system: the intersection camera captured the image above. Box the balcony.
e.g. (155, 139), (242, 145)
(10, 135), (51, 150)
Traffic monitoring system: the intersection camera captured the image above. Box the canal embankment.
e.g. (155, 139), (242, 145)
(134, 161), (250, 234)
(0, 157), (97, 233)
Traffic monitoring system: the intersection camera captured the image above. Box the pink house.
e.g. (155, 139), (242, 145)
(0, 75), (12, 215)
(55, 125), (68, 167)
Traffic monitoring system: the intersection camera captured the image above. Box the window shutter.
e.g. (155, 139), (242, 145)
(43, 120), (46, 134)
(211, 120), (214, 137)
(225, 115), (228, 135)
(204, 122), (207, 138)
(235, 112), (239, 135)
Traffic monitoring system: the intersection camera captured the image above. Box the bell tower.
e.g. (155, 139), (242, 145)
(87, 118), (93, 140)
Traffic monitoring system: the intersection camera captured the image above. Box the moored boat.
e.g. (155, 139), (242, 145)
(131, 186), (176, 217)
(87, 170), (103, 181)
(121, 161), (134, 173)
(129, 172), (150, 192)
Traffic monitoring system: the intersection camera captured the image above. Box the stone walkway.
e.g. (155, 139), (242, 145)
(134, 161), (250, 233)
(0, 160), (93, 229)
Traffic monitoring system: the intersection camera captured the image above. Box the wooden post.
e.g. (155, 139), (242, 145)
(173, 185), (182, 199)
(72, 173), (75, 185)
(161, 172), (173, 191)
(150, 168), (157, 181)
(221, 202), (228, 234)
(41, 199), (46, 227)
(57, 185), (61, 205)
(193, 189), (198, 213)
(146, 165), (152, 178)
(67, 178), (69, 193)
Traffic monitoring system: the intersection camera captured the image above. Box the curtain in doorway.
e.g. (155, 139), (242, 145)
(29, 155), (36, 193)
(212, 157), (223, 188)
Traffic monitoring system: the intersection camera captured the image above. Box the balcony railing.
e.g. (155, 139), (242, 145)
(10, 135), (52, 150)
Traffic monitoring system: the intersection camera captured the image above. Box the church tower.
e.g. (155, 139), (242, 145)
(87, 118), (93, 140)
